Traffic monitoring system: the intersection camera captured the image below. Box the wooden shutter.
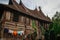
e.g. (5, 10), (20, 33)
(6, 11), (11, 21)
(26, 18), (30, 25)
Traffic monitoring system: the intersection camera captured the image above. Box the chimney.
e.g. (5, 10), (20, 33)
(9, 0), (16, 5)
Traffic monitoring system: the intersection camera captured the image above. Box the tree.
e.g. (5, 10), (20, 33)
(52, 11), (60, 34)
(49, 11), (60, 40)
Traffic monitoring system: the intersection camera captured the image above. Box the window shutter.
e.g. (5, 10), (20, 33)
(6, 12), (11, 21)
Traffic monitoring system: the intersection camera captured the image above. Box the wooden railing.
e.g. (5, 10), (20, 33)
(4, 22), (25, 31)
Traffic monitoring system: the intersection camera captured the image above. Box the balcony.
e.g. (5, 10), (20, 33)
(4, 21), (25, 31)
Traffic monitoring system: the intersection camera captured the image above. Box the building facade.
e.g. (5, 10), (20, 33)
(0, 0), (52, 40)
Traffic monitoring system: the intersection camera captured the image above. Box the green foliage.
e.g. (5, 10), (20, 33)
(32, 20), (37, 32)
(50, 11), (60, 35)
(41, 26), (45, 35)
(31, 31), (37, 40)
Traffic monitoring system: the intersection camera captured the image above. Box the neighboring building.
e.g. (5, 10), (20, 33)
(0, 0), (52, 40)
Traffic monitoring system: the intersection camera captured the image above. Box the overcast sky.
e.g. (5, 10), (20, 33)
(0, 0), (60, 19)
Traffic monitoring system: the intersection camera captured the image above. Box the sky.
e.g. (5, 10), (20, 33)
(0, 0), (60, 19)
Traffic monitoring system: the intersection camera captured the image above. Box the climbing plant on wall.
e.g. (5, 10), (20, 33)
(32, 20), (37, 32)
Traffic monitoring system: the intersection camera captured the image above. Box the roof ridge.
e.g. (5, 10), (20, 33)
(12, 0), (20, 10)
(19, 0), (33, 14)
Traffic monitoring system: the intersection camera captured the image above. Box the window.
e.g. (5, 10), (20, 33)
(38, 21), (39, 26)
(19, 16), (21, 22)
(21, 16), (24, 22)
(13, 14), (19, 22)
(40, 22), (43, 27)
(36, 20), (38, 26)
(0, 10), (3, 20)
(26, 18), (30, 25)
(19, 16), (25, 24)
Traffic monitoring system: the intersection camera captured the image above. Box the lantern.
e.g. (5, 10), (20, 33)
(17, 31), (24, 35)
(4, 28), (9, 33)
(9, 30), (13, 33)
(18, 31), (21, 35)
(13, 31), (17, 36)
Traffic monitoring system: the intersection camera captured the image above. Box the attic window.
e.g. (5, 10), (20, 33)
(13, 14), (19, 22)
